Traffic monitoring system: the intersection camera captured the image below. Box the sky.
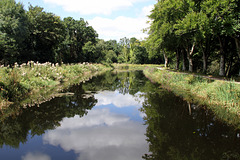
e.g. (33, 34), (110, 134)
(15, 0), (156, 41)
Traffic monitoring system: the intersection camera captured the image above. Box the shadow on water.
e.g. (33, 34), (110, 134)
(141, 87), (240, 160)
(0, 71), (240, 160)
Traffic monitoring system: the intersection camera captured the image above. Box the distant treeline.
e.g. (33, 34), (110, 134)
(1, 0), (239, 76)
(0, 0), (160, 66)
(146, 0), (240, 76)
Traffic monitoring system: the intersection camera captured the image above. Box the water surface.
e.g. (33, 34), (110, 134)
(0, 71), (240, 160)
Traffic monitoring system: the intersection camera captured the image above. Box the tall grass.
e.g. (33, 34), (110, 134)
(0, 62), (110, 107)
(143, 67), (240, 128)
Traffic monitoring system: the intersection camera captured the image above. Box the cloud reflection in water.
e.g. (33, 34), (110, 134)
(43, 107), (148, 160)
(95, 91), (144, 108)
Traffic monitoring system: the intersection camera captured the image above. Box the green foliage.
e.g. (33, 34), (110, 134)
(60, 17), (98, 63)
(147, 0), (240, 76)
(0, 0), (29, 65)
(105, 50), (117, 63)
(27, 5), (65, 63)
(0, 62), (111, 104)
(130, 46), (148, 64)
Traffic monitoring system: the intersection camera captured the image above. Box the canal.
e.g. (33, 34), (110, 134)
(0, 71), (240, 160)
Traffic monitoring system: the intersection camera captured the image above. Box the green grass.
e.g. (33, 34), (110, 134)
(143, 66), (240, 128)
(0, 62), (111, 108)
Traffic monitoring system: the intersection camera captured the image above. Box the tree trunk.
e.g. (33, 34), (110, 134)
(219, 54), (225, 76)
(188, 57), (193, 72)
(163, 51), (168, 68)
(176, 49), (180, 70)
(234, 37), (240, 58)
(234, 37), (240, 76)
(202, 51), (207, 74)
(182, 49), (186, 71)
(218, 36), (225, 76)
(226, 56), (233, 77)
(200, 43), (208, 74)
(187, 42), (195, 72)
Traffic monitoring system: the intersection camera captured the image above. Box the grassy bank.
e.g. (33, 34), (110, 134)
(143, 67), (240, 128)
(0, 62), (111, 108)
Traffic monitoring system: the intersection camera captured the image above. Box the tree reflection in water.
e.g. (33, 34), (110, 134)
(0, 83), (96, 148)
(141, 88), (240, 160)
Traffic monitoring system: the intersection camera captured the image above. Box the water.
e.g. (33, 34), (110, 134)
(0, 71), (240, 160)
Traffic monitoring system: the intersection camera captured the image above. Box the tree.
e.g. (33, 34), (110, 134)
(202, 0), (239, 76)
(130, 46), (148, 64)
(105, 40), (121, 56)
(0, 0), (29, 65)
(105, 50), (117, 63)
(147, 0), (239, 76)
(27, 5), (65, 63)
(82, 41), (97, 62)
(60, 17), (98, 63)
(147, 0), (189, 69)
(119, 37), (130, 62)
(95, 39), (108, 63)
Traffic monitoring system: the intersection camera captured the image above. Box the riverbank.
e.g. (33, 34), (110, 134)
(0, 62), (111, 108)
(143, 66), (240, 128)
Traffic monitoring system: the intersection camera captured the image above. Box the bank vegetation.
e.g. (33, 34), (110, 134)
(144, 67), (240, 127)
(0, 62), (110, 108)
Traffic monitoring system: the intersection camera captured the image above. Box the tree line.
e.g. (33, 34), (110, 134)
(146, 0), (240, 76)
(0, 0), (159, 66)
(2, 0), (238, 76)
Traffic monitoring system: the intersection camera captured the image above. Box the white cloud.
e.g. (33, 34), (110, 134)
(43, 108), (148, 160)
(142, 5), (154, 17)
(43, 0), (148, 15)
(88, 16), (146, 40)
(88, 5), (154, 41)
(94, 91), (143, 108)
(21, 152), (51, 160)
(43, 0), (154, 40)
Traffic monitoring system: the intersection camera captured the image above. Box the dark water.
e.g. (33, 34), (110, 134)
(0, 71), (240, 160)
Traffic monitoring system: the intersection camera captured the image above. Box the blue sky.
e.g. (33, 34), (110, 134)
(16, 0), (156, 41)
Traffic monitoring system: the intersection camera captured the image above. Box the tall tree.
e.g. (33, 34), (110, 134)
(61, 17), (98, 63)
(147, 0), (189, 69)
(147, 0), (239, 76)
(202, 0), (239, 76)
(119, 37), (130, 62)
(27, 5), (65, 63)
(0, 0), (29, 65)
